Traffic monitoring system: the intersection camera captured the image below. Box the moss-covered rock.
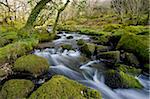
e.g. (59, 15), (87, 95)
(77, 39), (85, 46)
(29, 75), (102, 99)
(61, 44), (73, 50)
(98, 51), (120, 64)
(124, 52), (140, 67)
(0, 79), (34, 99)
(96, 45), (110, 52)
(0, 39), (39, 65)
(97, 35), (111, 45)
(80, 43), (96, 57)
(116, 64), (141, 76)
(13, 54), (49, 77)
(116, 33), (149, 63)
(104, 70), (143, 89)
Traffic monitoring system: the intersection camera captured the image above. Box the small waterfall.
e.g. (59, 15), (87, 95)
(34, 32), (149, 99)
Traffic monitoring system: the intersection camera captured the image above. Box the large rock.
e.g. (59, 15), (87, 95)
(0, 79), (34, 99)
(13, 54), (49, 77)
(104, 70), (143, 89)
(29, 75), (102, 99)
(80, 43), (96, 57)
(116, 33), (149, 63)
(116, 64), (141, 76)
(124, 52), (140, 67)
(97, 51), (120, 65)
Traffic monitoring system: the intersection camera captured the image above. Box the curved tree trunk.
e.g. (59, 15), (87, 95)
(24, 0), (51, 29)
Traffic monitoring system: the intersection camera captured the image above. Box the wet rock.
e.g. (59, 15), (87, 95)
(104, 70), (143, 89)
(80, 43), (96, 57)
(124, 52), (140, 67)
(116, 33), (149, 63)
(61, 44), (73, 50)
(13, 54), (49, 77)
(29, 75), (102, 99)
(97, 51), (120, 65)
(0, 79), (34, 99)
(116, 64), (141, 76)
(66, 36), (73, 39)
(77, 39), (85, 46)
(37, 42), (54, 49)
(96, 45), (110, 52)
(142, 64), (150, 76)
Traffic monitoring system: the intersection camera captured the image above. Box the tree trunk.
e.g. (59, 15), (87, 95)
(52, 0), (70, 34)
(24, 0), (51, 28)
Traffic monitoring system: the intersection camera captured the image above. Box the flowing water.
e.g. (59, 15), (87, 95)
(34, 32), (149, 99)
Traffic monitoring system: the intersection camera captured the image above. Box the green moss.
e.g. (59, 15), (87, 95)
(13, 54), (49, 77)
(103, 24), (122, 32)
(61, 44), (73, 50)
(116, 64), (141, 76)
(77, 39), (85, 46)
(80, 43), (96, 57)
(105, 70), (143, 89)
(0, 31), (18, 47)
(143, 64), (150, 76)
(98, 51), (120, 64)
(0, 69), (7, 78)
(0, 39), (39, 65)
(29, 75), (102, 99)
(0, 79), (34, 99)
(124, 26), (146, 34)
(96, 45), (109, 52)
(116, 33), (149, 63)
(98, 35), (111, 45)
(124, 52), (140, 67)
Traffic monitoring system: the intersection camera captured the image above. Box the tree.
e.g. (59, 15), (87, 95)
(111, 0), (149, 25)
(52, 0), (70, 34)
(24, 0), (52, 29)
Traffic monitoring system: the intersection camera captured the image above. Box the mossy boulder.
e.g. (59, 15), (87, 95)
(0, 39), (39, 65)
(0, 79), (34, 99)
(96, 45), (110, 52)
(80, 43), (96, 57)
(104, 70), (143, 89)
(29, 75), (102, 99)
(61, 44), (73, 50)
(117, 33), (149, 63)
(97, 35), (111, 45)
(13, 54), (49, 77)
(77, 39), (85, 46)
(124, 52), (140, 67)
(97, 51), (120, 64)
(116, 64), (141, 76)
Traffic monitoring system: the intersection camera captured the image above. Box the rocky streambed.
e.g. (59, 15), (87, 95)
(0, 31), (149, 99)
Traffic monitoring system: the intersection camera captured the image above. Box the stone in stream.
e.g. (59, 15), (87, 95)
(97, 51), (120, 65)
(29, 75), (102, 99)
(124, 52), (140, 67)
(104, 70), (143, 89)
(66, 35), (73, 39)
(61, 44), (73, 50)
(115, 64), (141, 76)
(80, 43), (96, 57)
(142, 64), (150, 76)
(116, 33), (149, 63)
(0, 79), (34, 99)
(13, 54), (49, 77)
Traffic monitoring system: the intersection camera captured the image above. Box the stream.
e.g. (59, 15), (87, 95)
(34, 31), (149, 99)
